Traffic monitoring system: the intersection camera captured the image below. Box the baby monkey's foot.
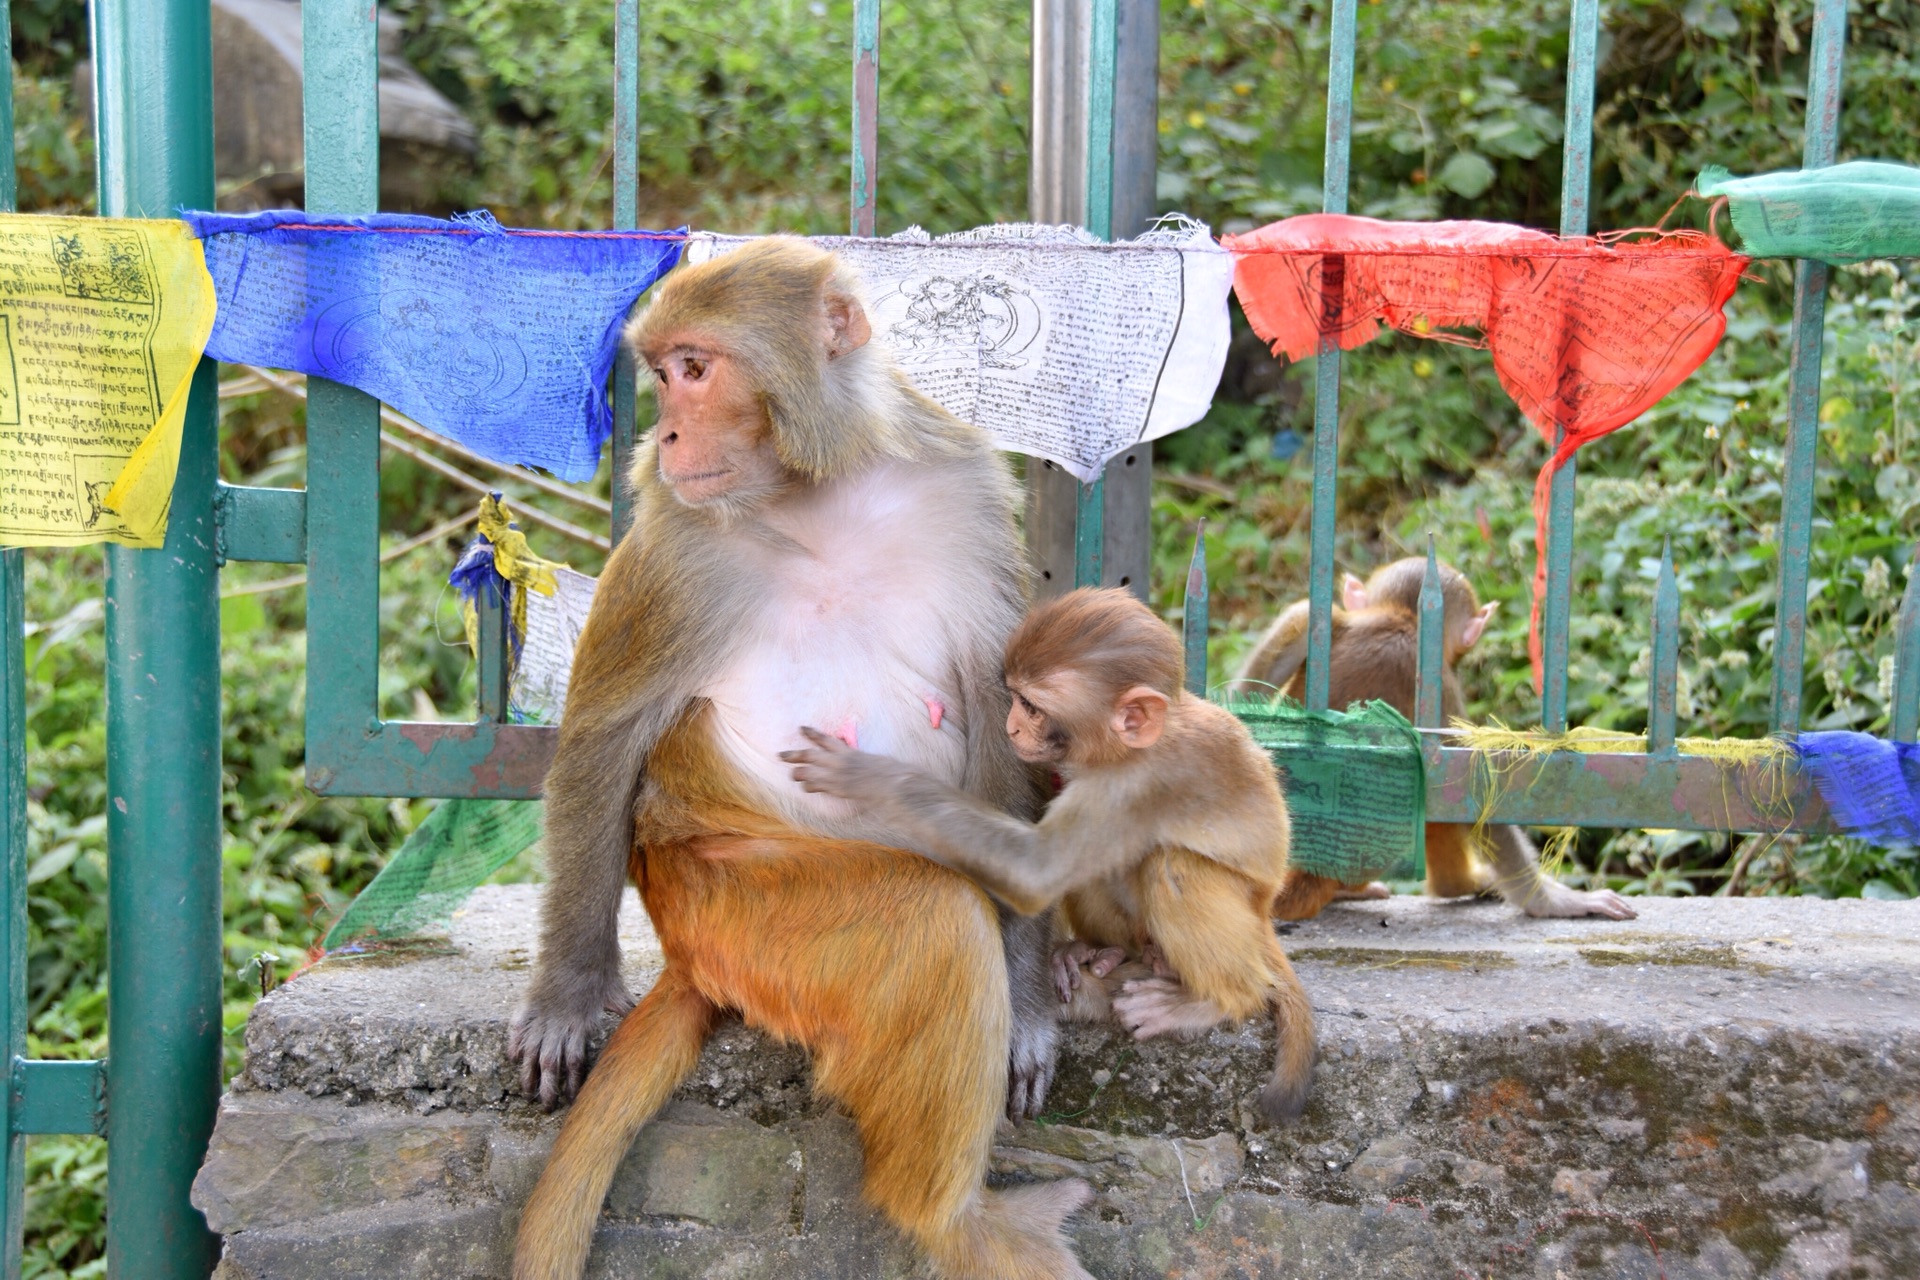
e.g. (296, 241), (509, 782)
(1051, 940), (1127, 1004)
(1138, 941), (1176, 978)
(1113, 976), (1225, 1040)
(1331, 880), (1392, 901)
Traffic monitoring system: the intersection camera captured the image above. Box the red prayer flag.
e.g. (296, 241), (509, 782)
(1225, 214), (1748, 690)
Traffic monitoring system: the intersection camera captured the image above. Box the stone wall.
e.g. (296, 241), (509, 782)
(194, 887), (1920, 1278)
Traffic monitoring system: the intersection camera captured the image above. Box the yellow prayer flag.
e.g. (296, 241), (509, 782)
(0, 215), (218, 548)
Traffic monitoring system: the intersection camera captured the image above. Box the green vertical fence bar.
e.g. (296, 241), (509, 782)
(1182, 524), (1208, 696)
(1540, 0), (1598, 732)
(0, 1), (22, 1263)
(1771, 0), (1848, 734)
(1074, 0), (1117, 589)
(92, 0), (225, 1270)
(610, 0), (642, 547)
(302, 0), (382, 786)
(0, 531), (19, 1276)
(1303, 0), (1356, 712)
(1649, 538), (1679, 757)
(1893, 549), (1920, 742)
(1416, 540), (1445, 729)
(851, 0), (880, 237)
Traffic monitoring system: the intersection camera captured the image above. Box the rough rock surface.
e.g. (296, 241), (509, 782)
(197, 886), (1920, 1278)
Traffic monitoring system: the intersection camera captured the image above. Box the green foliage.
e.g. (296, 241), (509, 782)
(382, 0), (1031, 231)
(10, 66), (94, 214)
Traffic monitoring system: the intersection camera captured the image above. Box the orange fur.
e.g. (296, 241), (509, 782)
(516, 722), (1089, 1280)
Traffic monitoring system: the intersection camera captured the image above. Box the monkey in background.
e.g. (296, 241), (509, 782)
(785, 588), (1317, 1123)
(1230, 557), (1635, 923)
(512, 239), (1089, 1280)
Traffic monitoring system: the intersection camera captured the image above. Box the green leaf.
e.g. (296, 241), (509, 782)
(1436, 151), (1495, 198)
(220, 592), (267, 638)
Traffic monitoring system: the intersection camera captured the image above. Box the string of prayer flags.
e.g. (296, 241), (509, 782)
(185, 210), (684, 482)
(1794, 731), (1920, 846)
(449, 495), (596, 725)
(323, 797), (544, 946)
(687, 219), (1233, 481)
(1224, 214), (1747, 687)
(1698, 162), (1920, 263)
(0, 215), (218, 548)
(1231, 698), (1426, 884)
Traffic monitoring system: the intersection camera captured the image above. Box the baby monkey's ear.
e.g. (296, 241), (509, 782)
(1110, 686), (1170, 751)
(1341, 573), (1370, 611)
(1459, 600), (1498, 651)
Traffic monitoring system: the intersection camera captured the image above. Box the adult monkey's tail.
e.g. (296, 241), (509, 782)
(513, 968), (714, 1280)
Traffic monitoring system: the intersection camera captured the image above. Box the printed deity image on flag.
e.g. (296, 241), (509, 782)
(687, 220), (1234, 482)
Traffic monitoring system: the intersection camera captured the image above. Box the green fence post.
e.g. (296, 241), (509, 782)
(0, 535), (20, 1276)
(0, 2), (23, 1265)
(851, 0), (880, 237)
(610, 0), (642, 546)
(90, 0), (224, 1271)
(1540, 0), (1599, 732)
(1302, 0), (1356, 712)
(1771, 0), (1849, 734)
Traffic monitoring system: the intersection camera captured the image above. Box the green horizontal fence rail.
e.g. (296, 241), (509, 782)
(0, 0), (1890, 1270)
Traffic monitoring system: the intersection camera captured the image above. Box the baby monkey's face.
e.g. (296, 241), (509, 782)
(1004, 678), (1073, 765)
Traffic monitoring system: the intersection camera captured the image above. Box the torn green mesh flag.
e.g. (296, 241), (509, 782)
(323, 798), (543, 947)
(1230, 698), (1426, 884)
(1697, 162), (1920, 263)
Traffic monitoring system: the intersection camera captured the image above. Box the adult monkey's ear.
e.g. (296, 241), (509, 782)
(1110, 686), (1170, 751)
(822, 287), (872, 361)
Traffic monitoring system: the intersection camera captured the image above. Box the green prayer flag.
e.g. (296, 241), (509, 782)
(324, 798), (544, 947)
(1697, 162), (1920, 263)
(1231, 699), (1426, 884)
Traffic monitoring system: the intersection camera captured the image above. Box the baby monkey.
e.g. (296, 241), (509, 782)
(783, 588), (1315, 1122)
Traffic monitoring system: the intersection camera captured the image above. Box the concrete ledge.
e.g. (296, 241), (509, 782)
(198, 887), (1920, 1278)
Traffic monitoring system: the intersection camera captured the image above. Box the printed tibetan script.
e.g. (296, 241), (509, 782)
(0, 215), (216, 548)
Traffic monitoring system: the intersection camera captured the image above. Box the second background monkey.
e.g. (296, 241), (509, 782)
(1230, 556), (1635, 923)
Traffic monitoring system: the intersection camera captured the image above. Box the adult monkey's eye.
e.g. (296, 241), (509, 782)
(649, 366), (668, 384)
(682, 356), (709, 380)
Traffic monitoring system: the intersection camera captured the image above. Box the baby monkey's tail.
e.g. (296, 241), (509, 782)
(1258, 950), (1316, 1123)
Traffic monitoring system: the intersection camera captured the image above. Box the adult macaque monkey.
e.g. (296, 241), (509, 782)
(511, 239), (1089, 1280)
(1229, 557), (1635, 923)
(785, 588), (1317, 1123)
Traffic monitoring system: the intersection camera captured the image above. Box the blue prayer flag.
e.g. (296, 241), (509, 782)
(1795, 731), (1920, 845)
(185, 210), (684, 482)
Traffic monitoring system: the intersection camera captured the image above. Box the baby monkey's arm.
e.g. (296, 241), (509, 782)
(783, 727), (1127, 914)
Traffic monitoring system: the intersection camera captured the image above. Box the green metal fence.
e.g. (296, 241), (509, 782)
(0, 0), (1905, 1273)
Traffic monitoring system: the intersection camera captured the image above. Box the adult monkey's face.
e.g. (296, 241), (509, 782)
(642, 341), (782, 508)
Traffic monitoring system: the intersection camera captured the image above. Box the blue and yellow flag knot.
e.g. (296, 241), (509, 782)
(0, 215), (218, 548)
(450, 493), (562, 670)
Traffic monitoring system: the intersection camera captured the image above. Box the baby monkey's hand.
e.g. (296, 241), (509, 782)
(782, 726), (909, 805)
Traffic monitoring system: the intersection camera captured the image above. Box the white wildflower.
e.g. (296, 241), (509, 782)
(1866, 557), (1892, 597)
